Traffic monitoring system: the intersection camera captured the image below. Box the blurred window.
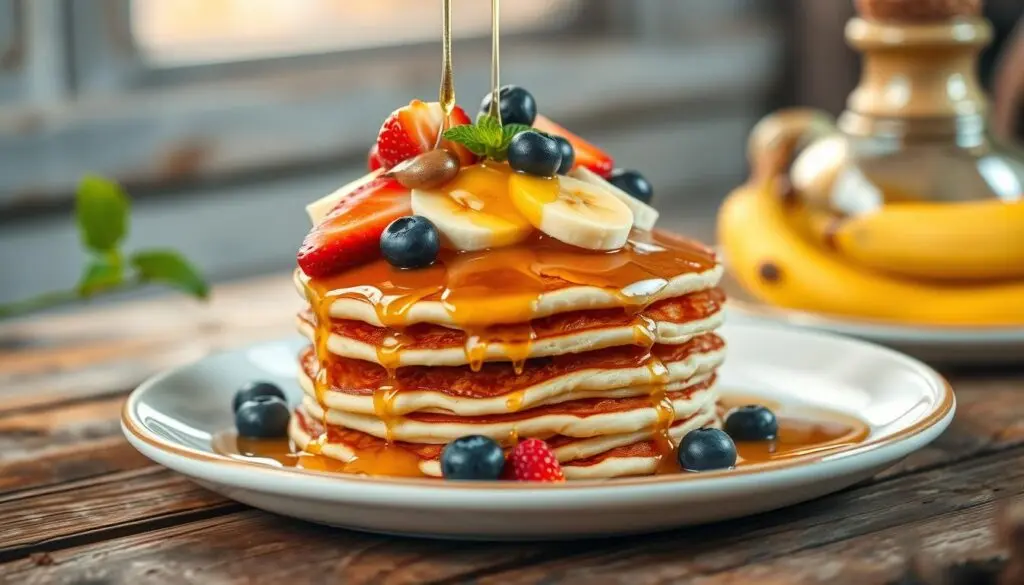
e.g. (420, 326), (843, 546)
(0, 0), (775, 209)
(132, 0), (580, 65)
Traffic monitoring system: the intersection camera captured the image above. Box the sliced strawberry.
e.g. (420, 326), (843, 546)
(533, 115), (615, 178)
(375, 100), (476, 169)
(368, 144), (384, 172)
(504, 438), (566, 482)
(297, 177), (411, 278)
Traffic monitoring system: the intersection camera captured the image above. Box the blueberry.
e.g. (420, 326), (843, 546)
(678, 428), (737, 472)
(232, 381), (287, 413)
(550, 135), (575, 175)
(724, 405), (779, 441)
(479, 85), (538, 126)
(380, 215), (440, 269)
(441, 435), (506, 480)
(508, 131), (562, 177)
(235, 396), (291, 438)
(608, 169), (654, 204)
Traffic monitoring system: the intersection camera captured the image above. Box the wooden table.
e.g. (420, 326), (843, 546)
(1, 274), (1022, 585)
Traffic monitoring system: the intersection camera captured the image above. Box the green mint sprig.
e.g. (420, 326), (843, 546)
(0, 175), (209, 320)
(442, 114), (532, 162)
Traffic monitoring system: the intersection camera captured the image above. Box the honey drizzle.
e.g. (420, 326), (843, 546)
(304, 286), (336, 448)
(374, 330), (412, 441)
(438, 0), (455, 118)
(313, 232), (715, 330)
(488, 0), (502, 123)
(644, 352), (677, 473)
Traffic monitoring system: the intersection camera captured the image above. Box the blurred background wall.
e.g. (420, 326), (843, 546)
(0, 0), (1021, 303)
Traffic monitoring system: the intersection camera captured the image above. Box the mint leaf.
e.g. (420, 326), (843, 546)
(444, 116), (538, 162)
(131, 250), (209, 299)
(501, 124), (533, 149)
(76, 175), (129, 252)
(475, 114), (504, 144)
(443, 125), (491, 156)
(77, 252), (124, 296)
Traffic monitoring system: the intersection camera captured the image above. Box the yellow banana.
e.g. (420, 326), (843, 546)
(717, 184), (1024, 325)
(820, 200), (1024, 281)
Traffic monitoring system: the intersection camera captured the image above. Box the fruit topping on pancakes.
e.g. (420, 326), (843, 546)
(297, 176), (411, 278)
(412, 162), (534, 252)
(503, 438), (565, 482)
(375, 100), (476, 170)
(296, 89), (663, 278)
(441, 435), (506, 480)
(533, 115), (614, 178)
(509, 173), (633, 251)
(379, 216), (441, 270)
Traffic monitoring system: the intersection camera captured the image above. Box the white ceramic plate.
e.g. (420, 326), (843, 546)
(123, 323), (954, 540)
(722, 272), (1024, 366)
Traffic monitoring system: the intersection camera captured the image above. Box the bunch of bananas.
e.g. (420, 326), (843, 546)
(717, 110), (1024, 326)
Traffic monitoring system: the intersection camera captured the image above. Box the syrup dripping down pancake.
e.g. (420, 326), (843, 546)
(289, 402), (720, 479)
(297, 289), (725, 367)
(298, 333), (725, 416)
(297, 230), (722, 328)
(299, 375), (717, 443)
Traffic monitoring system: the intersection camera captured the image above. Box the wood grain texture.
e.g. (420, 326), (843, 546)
(0, 394), (150, 494)
(0, 511), (559, 585)
(466, 447), (1024, 585)
(3, 444), (1022, 584)
(0, 468), (233, 560)
(0, 274), (300, 412)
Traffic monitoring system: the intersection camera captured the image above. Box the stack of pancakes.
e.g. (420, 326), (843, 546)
(290, 237), (727, 480)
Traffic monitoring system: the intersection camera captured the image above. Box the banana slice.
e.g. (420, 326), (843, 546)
(569, 167), (659, 231)
(509, 173), (634, 251)
(411, 163), (534, 251)
(306, 169), (384, 225)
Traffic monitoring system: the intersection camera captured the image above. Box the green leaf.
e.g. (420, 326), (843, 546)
(475, 114), (504, 144)
(77, 251), (124, 296)
(443, 125), (491, 156)
(131, 250), (209, 299)
(500, 123), (533, 151)
(76, 175), (130, 252)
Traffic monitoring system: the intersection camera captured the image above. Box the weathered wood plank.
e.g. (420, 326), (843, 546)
(3, 445), (1023, 585)
(0, 438), (149, 496)
(462, 446), (1024, 585)
(0, 273), (300, 411)
(0, 468), (233, 560)
(0, 395), (148, 494)
(681, 501), (1010, 585)
(0, 510), (556, 585)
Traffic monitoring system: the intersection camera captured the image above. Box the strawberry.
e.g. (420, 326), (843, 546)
(375, 100), (476, 169)
(368, 144), (384, 171)
(533, 115), (615, 178)
(297, 177), (411, 278)
(504, 438), (566, 482)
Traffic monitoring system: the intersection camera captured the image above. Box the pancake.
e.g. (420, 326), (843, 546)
(289, 401), (720, 479)
(296, 230), (722, 328)
(298, 333), (726, 416)
(292, 230), (726, 480)
(297, 289), (725, 367)
(298, 375), (718, 443)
